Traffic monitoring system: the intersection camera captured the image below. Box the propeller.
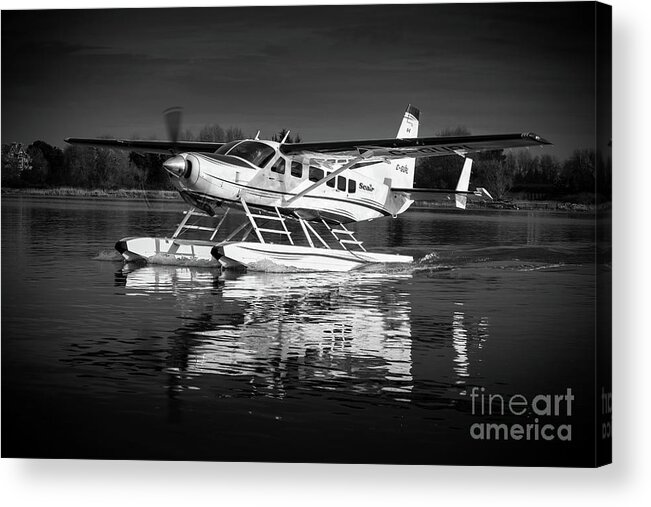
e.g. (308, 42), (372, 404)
(161, 106), (216, 216)
(161, 107), (189, 177)
(163, 106), (183, 144)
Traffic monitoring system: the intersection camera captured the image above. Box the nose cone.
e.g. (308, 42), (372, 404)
(163, 155), (187, 177)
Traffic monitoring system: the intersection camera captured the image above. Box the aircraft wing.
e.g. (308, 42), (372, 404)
(64, 137), (224, 155)
(280, 132), (550, 159)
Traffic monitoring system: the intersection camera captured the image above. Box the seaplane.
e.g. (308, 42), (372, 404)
(66, 105), (550, 272)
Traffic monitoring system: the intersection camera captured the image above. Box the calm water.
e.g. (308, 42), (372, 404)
(1, 197), (610, 465)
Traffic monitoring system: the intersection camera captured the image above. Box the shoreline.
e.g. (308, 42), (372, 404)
(412, 200), (608, 213)
(1, 187), (609, 213)
(1, 187), (182, 201)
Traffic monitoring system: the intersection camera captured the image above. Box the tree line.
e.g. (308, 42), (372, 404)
(3, 125), (247, 190)
(414, 127), (611, 203)
(2, 124), (610, 202)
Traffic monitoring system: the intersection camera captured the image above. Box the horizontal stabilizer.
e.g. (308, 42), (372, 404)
(391, 186), (494, 205)
(474, 187), (493, 200)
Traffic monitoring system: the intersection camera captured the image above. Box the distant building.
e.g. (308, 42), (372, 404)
(3, 143), (32, 173)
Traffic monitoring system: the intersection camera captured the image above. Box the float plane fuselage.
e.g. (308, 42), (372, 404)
(65, 105), (550, 271)
(66, 105), (550, 224)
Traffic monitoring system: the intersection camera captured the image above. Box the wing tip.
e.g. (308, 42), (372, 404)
(523, 132), (552, 145)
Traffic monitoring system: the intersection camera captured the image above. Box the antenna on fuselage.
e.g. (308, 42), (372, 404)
(254, 130), (260, 140)
(280, 130), (291, 144)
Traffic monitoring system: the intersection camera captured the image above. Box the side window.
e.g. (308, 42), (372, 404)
(291, 161), (303, 178)
(271, 157), (286, 174)
(348, 179), (357, 193)
(337, 176), (346, 191)
(309, 166), (324, 182)
(326, 172), (335, 188)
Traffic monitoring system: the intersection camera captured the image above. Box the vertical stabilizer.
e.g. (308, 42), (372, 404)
(397, 104), (420, 139)
(390, 105), (419, 188)
(455, 157), (473, 209)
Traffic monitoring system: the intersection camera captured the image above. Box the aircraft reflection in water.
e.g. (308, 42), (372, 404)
(451, 305), (489, 395)
(118, 265), (413, 398)
(116, 264), (490, 402)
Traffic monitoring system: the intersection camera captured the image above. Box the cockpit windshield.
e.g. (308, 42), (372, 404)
(222, 141), (276, 168)
(215, 141), (240, 155)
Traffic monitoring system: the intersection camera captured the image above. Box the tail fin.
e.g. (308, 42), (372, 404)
(397, 104), (420, 138)
(455, 157), (473, 209)
(389, 104), (419, 188)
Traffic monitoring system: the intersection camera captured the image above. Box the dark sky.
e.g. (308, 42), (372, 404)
(2, 3), (602, 159)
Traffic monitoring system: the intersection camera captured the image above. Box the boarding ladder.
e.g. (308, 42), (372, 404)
(241, 199), (294, 245)
(172, 208), (231, 241)
(321, 219), (366, 252)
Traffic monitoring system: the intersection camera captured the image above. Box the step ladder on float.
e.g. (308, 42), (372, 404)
(114, 207), (236, 263)
(322, 219), (367, 252)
